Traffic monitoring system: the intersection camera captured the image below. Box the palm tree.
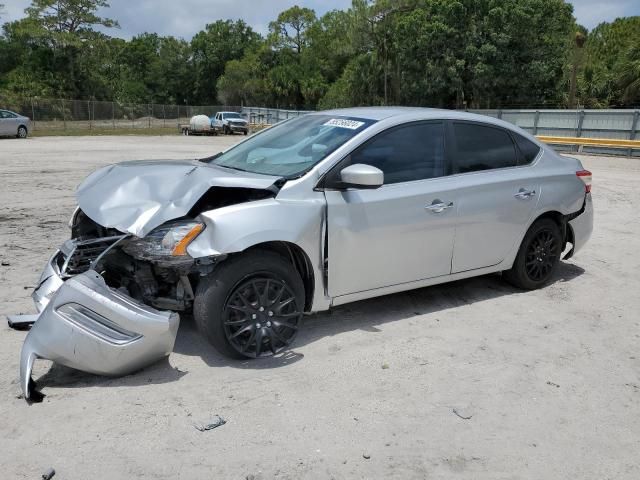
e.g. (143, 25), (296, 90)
(619, 45), (640, 104)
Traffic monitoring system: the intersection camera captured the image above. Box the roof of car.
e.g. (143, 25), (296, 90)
(314, 106), (536, 138)
(316, 106), (498, 123)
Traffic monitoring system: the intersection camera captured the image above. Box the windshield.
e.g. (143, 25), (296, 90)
(209, 114), (375, 177)
(224, 113), (242, 119)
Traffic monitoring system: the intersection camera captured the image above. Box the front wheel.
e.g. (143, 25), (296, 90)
(194, 251), (305, 359)
(503, 218), (562, 290)
(17, 126), (28, 138)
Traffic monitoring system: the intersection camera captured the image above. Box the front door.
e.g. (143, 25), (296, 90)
(324, 121), (457, 297)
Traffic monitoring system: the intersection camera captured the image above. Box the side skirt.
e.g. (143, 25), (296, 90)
(331, 263), (507, 307)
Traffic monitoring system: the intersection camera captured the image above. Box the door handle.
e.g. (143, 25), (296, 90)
(425, 201), (453, 213)
(514, 188), (536, 200)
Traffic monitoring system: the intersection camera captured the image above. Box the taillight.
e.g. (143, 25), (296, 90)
(576, 170), (592, 193)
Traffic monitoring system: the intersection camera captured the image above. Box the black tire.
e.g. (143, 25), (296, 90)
(223, 125), (230, 135)
(17, 126), (28, 139)
(243, 130), (248, 136)
(194, 251), (305, 359)
(503, 218), (562, 290)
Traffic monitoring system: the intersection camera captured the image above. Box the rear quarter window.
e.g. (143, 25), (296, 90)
(513, 133), (542, 165)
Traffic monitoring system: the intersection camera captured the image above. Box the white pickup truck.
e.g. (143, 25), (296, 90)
(212, 111), (249, 135)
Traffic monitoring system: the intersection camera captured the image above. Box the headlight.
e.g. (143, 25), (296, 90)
(122, 221), (204, 260)
(160, 222), (205, 256)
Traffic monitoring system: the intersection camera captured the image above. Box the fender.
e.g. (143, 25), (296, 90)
(187, 196), (331, 312)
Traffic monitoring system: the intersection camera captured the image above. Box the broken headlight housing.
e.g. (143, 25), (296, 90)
(122, 220), (204, 262)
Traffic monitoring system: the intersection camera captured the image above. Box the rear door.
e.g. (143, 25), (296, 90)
(448, 121), (541, 273)
(324, 121), (458, 297)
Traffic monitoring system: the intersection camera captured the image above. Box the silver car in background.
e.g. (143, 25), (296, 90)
(0, 109), (31, 138)
(17, 107), (593, 400)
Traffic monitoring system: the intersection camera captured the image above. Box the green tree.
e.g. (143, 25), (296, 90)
(619, 45), (640, 104)
(578, 17), (640, 107)
(267, 6), (318, 108)
(269, 5), (316, 54)
(0, 0), (119, 99)
(24, 0), (118, 48)
(190, 20), (260, 104)
(217, 51), (272, 105)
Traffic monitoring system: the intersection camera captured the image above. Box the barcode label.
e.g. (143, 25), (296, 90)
(323, 118), (365, 130)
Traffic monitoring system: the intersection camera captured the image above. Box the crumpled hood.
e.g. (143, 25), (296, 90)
(77, 159), (280, 237)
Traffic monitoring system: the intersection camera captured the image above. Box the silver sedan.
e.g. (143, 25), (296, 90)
(17, 107), (593, 400)
(0, 109), (31, 138)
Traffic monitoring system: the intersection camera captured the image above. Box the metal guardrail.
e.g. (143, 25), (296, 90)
(537, 136), (640, 149)
(536, 135), (640, 157)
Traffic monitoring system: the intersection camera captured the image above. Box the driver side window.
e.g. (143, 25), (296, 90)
(349, 121), (445, 184)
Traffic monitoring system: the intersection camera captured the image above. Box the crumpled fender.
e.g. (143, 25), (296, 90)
(20, 270), (179, 401)
(188, 197), (325, 257)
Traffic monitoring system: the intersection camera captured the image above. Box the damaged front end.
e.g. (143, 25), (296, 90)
(20, 214), (191, 401)
(16, 159), (287, 401)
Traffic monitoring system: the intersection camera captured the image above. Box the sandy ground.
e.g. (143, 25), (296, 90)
(0, 135), (639, 479)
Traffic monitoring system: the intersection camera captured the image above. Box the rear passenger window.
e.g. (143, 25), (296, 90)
(513, 133), (541, 165)
(453, 123), (517, 173)
(350, 122), (445, 184)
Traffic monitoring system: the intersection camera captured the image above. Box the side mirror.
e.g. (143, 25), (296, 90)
(339, 163), (384, 189)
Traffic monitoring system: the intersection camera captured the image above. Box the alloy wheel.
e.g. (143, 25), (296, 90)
(524, 228), (559, 282)
(223, 276), (301, 358)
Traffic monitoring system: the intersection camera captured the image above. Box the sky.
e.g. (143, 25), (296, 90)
(2, 0), (639, 38)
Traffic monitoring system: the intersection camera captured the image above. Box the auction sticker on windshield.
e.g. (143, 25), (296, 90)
(323, 118), (366, 130)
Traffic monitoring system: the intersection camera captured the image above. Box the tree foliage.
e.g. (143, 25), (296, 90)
(577, 17), (640, 106)
(0, 0), (638, 109)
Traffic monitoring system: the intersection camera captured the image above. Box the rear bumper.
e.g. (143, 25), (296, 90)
(568, 193), (593, 256)
(21, 256), (179, 401)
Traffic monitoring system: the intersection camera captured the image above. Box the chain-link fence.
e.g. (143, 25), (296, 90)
(1, 97), (638, 145)
(0, 97), (247, 131)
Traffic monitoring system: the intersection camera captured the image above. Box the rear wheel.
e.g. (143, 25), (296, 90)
(503, 218), (562, 290)
(17, 126), (28, 138)
(194, 251), (304, 359)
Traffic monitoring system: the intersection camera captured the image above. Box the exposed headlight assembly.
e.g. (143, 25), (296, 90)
(122, 220), (205, 261)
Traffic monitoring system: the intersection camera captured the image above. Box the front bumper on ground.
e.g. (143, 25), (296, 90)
(21, 253), (179, 401)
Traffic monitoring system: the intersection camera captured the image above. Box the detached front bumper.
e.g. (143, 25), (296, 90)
(21, 252), (179, 401)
